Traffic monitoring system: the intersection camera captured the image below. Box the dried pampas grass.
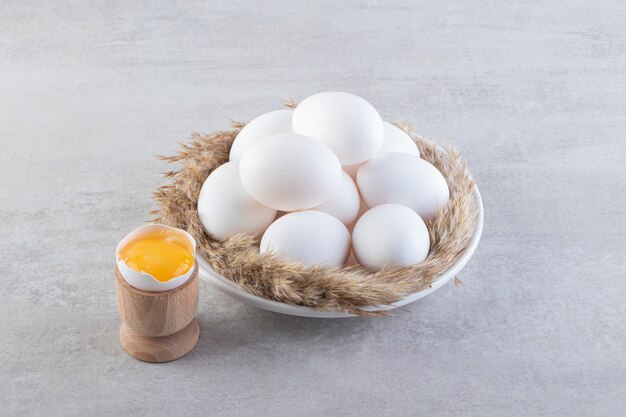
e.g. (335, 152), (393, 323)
(152, 111), (478, 316)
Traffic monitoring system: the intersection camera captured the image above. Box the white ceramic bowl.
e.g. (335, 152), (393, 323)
(197, 183), (483, 318)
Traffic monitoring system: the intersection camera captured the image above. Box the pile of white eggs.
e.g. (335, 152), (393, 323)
(197, 92), (449, 269)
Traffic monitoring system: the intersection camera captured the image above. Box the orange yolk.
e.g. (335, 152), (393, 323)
(119, 229), (194, 282)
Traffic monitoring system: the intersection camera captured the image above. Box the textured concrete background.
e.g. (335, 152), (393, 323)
(1, 1), (625, 416)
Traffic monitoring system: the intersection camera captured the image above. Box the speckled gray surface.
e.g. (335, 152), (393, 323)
(1, 1), (625, 416)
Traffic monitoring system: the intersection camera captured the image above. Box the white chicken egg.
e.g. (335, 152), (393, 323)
(292, 91), (384, 165)
(341, 121), (419, 179)
(197, 162), (277, 241)
(379, 122), (420, 156)
(239, 133), (342, 211)
(357, 153), (449, 220)
(352, 204), (430, 268)
(260, 210), (351, 267)
(115, 224), (197, 292)
(229, 109), (293, 161)
(312, 171), (360, 226)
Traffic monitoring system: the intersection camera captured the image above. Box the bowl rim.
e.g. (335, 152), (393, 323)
(197, 183), (484, 318)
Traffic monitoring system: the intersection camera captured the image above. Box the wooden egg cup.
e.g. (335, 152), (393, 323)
(115, 266), (199, 363)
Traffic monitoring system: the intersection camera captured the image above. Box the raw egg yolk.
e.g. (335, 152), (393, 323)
(119, 229), (194, 282)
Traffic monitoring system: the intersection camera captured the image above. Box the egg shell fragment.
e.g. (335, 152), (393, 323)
(229, 109), (293, 161)
(312, 171), (360, 226)
(260, 210), (351, 267)
(357, 153), (449, 220)
(197, 162), (277, 242)
(239, 133), (342, 211)
(352, 204), (430, 268)
(293, 91), (384, 165)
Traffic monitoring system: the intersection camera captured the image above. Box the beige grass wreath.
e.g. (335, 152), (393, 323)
(152, 105), (478, 316)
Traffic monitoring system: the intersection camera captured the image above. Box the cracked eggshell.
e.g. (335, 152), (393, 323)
(260, 211), (351, 267)
(357, 153), (449, 220)
(352, 204), (430, 268)
(239, 133), (342, 211)
(198, 162), (277, 241)
(312, 171), (360, 226)
(229, 110), (293, 161)
(115, 224), (196, 292)
(293, 91), (384, 165)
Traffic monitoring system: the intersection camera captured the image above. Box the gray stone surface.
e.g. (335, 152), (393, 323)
(1, 1), (625, 416)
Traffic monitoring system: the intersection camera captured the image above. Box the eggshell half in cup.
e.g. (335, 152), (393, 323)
(115, 224), (197, 292)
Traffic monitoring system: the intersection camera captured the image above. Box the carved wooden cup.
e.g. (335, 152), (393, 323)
(115, 266), (199, 363)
